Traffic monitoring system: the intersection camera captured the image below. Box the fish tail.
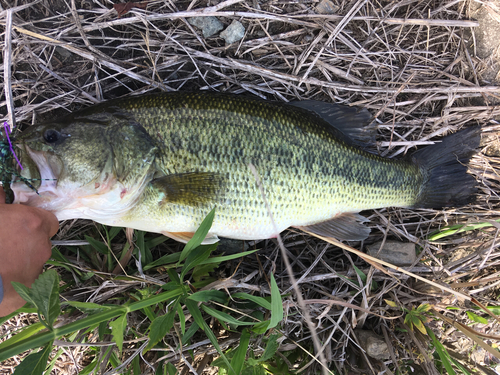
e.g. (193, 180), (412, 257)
(412, 126), (481, 209)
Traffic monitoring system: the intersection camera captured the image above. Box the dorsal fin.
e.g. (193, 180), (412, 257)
(151, 172), (224, 206)
(288, 100), (377, 148)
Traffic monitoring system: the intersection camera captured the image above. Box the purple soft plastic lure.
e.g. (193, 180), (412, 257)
(3, 122), (23, 170)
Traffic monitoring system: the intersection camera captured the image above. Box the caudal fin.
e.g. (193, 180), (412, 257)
(412, 127), (481, 209)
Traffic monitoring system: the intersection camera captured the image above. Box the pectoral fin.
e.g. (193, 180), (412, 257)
(152, 172), (224, 206)
(162, 231), (220, 245)
(294, 213), (370, 241)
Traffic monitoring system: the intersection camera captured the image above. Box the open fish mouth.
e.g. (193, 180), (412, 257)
(12, 146), (61, 208)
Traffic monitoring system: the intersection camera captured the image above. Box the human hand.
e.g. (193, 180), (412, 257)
(0, 187), (59, 316)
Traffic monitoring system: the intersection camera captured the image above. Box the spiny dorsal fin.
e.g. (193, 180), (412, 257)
(288, 100), (377, 148)
(294, 212), (370, 241)
(151, 172), (224, 206)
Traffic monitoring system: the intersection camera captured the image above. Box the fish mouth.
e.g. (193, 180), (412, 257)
(11, 145), (62, 208)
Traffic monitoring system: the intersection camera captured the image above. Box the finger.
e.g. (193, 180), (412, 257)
(0, 187), (5, 204)
(33, 207), (59, 237)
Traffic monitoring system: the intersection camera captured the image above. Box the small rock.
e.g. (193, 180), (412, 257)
(188, 16), (224, 38)
(366, 240), (416, 266)
(220, 20), (245, 45)
(355, 330), (390, 360)
(315, 0), (339, 14)
(481, 133), (500, 157)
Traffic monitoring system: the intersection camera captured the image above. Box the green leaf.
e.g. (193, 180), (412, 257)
(232, 293), (272, 310)
(259, 334), (279, 362)
(384, 299), (397, 308)
(109, 314), (127, 353)
(230, 328), (251, 374)
(145, 234), (170, 249)
(428, 220), (500, 241)
(180, 244), (216, 281)
(486, 306), (500, 315)
(137, 230), (153, 265)
(185, 299), (234, 374)
(192, 263), (218, 282)
(201, 305), (255, 327)
(198, 249), (259, 265)
(412, 318), (427, 335)
(181, 321), (199, 345)
(353, 265), (367, 283)
(466, 311), (488, 324)
(29, 270), (61, 328)
(64, 301), (113, 314)
(177, 303), (186, 335)
(417, 303), (431, 313)
(252, 321), (270, 334)
(84, 236), (110, 255)
(180, 208), (216, 262)
(268, 273), (283, 329)
(450, 357), (472, 375)
(108, 226), (122, 242)
(166, 269), (181, 285)
(0, 323), (45, 351)
(11, 282), (35, 306)
(143, 252), (181, 271)
(78, 359), (98, 375)
(145, 300), (179, 352)
(426, 326), (456, 375)
(189, 290), (228, 304)
(12, 341), (52, 375)
(166, 362), (177, 375)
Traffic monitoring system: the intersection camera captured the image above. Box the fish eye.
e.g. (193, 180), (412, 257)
(44, 129), (61, 143)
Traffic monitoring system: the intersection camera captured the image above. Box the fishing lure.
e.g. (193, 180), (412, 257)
(1, 122), (41, 203)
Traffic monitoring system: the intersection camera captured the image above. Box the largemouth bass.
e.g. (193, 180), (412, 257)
(5, 92), (479, 243)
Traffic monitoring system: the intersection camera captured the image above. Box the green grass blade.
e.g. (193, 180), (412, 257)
(269, 273), (283, 329)
(0, 288), (183, 361)
(84, 236), (109, 255)
(0, 323), (45, 351)
(231, 293), (272, 310)
(180, 244), (215, 281)
(143, 252), (181, 271)
(198, 249), (258, 265)
(185, 299), (234, 374)
(179, 208), (216, 262)
(450, 357), (472, 375)
(230, 328), (250, 374)
(466, 311), (488, 324)
(189, 290), (228, 303)
(428, 220), (500, 241)
(200, 305), (256, 326)
(12, 341), (52, 375)
(426, 326), (456, 375)
(353, 265), (367, 284)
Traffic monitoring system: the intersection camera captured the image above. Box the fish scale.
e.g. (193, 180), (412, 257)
(108, 92), (423, 239)
(10, 92), (478, 242)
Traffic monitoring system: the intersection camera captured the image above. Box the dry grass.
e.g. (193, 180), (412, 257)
(1, 0), (500, 374)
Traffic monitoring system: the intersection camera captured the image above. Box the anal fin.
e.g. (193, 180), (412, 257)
(162, 231), (220, 245)
(294, 212), (370, 241)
